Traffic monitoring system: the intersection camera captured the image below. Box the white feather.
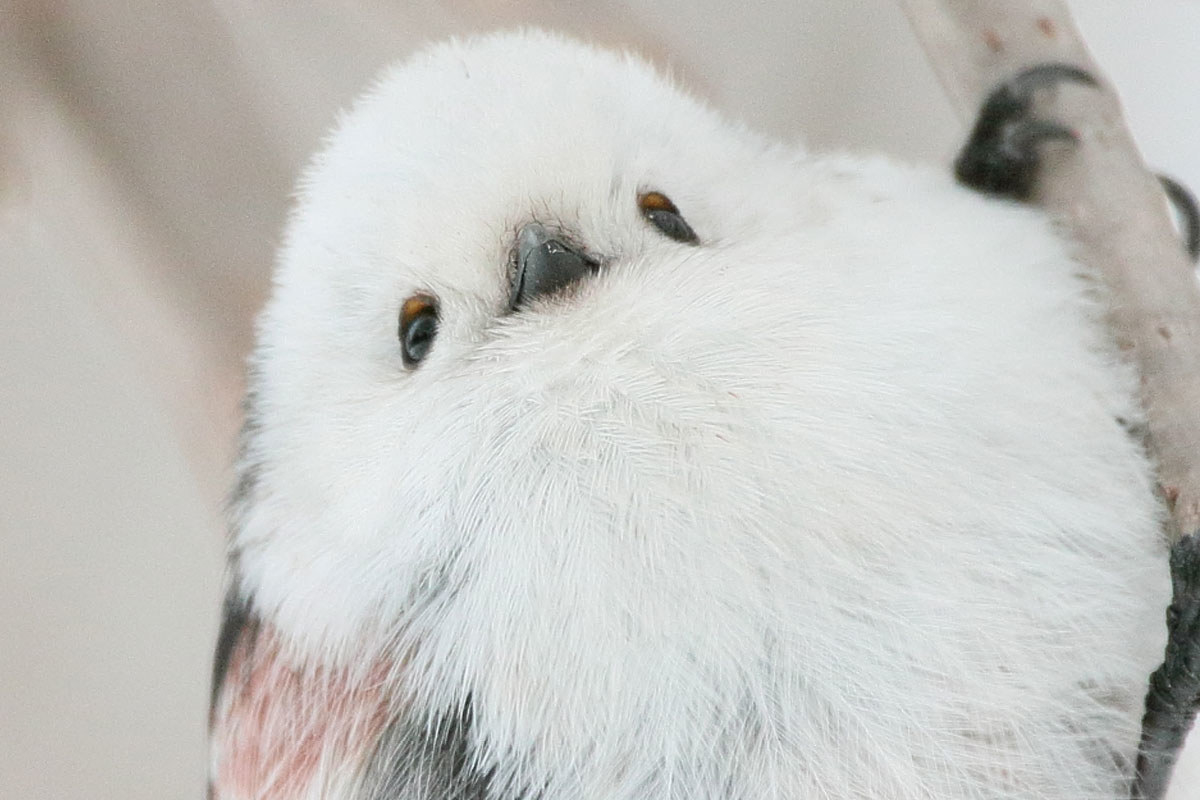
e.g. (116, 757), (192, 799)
(229, 30), (1170, 799)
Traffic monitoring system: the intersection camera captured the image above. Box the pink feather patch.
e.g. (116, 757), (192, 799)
(210, 622), (394, 799)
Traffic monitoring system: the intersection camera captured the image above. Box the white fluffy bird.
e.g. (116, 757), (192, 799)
(209, 30), (1177, 800)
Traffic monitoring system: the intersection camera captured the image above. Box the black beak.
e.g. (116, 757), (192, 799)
(509, 223), (598, 311)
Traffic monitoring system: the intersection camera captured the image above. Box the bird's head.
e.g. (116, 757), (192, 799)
(229, 30), (856, 666)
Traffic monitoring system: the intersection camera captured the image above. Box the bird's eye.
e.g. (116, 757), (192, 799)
(638, 191), (698, 244)
(399, 294), (439, 368)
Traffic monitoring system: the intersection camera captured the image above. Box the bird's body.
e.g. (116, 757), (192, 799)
(211, 31), (1170, 800)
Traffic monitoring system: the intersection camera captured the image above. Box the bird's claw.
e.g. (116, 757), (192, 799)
(955, 63), (1097, 201)
(1158, 174), (1200, 263)
(1130, 533), (1200, 800)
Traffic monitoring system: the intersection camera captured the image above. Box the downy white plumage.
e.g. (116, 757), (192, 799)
(210, 29), (1171, 800)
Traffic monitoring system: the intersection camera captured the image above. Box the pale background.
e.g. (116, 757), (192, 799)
(1, 1), (1198, 798)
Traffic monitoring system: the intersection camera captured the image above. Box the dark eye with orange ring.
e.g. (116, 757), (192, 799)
(638, 191), (698, 244)
(399, 294), (439, 368)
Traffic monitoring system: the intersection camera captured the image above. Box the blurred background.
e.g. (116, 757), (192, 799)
(1, 1), (1197, 797)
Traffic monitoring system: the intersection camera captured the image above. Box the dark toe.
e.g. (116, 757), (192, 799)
(955, 63), (1097, 201)
(1005, 63), (1097, 96)
(1158, 174), (1200, 263)
(1130, 533), (1200, 800)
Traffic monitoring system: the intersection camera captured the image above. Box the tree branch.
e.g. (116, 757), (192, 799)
(897, 0), (1200, 544)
